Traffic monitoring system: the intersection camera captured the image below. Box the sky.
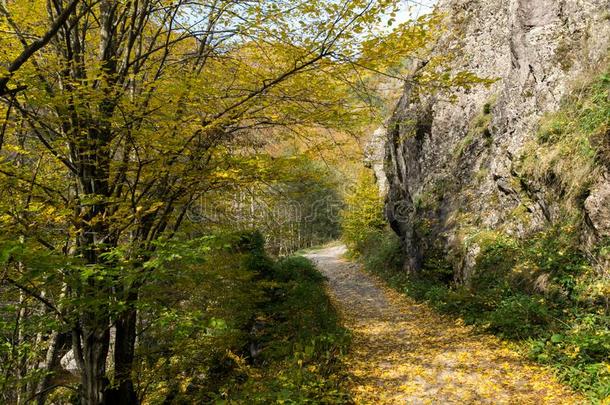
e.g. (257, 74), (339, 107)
(397, 0), (438, 22)
(375, 0), (438, 34)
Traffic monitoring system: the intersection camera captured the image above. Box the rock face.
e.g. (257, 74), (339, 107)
(381, 0), (610, 277)
(365, 126), (390, 197)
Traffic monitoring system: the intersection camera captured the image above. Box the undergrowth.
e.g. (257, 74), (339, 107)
(223, 235), (351, 404)
(135, 231), (350, 404)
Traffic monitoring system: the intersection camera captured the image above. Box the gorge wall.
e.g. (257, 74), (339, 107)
(378, 0), (610, 281)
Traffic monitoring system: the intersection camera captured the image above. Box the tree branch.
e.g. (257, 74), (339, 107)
(0, 0), (80, 96)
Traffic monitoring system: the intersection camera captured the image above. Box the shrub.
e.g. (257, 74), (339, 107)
(486, 294), (551, 339)
(361, 231), (404, 274)
(273, 255), (325, 283)
(132, 233), (350, 403)
(529, 313), (610, 399)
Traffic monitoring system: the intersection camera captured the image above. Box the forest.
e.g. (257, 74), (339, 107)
(0, 0), (608, 404)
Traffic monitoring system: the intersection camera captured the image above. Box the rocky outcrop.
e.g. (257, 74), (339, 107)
(381, 0), (610, 277)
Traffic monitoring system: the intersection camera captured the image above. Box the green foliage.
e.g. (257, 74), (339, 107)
(361, 231), (404, 274)
(127, 232), (350, 403)
(272, 256), (326, 283)
(132, 232), (269, 403)
(486, 294), (551, 338)
(530, 313), (610, 399)
(340, 168), (404, 274)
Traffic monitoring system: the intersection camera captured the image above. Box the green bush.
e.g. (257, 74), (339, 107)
(361, 231), (404, 274)
(131, 232), (350, 403)
(486, 294), (551, 339)
(529, 313), (610, 399)
(228, 253), (351, 403)
(273, 255), (326, 283)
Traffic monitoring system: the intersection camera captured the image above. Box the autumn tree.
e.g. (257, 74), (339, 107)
(0, 0), (422, 403)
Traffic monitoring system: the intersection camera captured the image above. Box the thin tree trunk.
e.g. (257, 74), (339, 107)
(35, 331), (70, 405)
(16, 291), (27, 405)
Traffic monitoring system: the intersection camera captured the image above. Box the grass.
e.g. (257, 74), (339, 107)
(518, 69), (609, 210)
(453, 98), (495, 158)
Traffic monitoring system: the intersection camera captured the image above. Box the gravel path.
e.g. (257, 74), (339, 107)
(305, 244), (583, 404)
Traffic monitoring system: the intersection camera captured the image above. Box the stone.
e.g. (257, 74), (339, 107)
(585, 173), (610, 238)
(377, 0), (610, 278)
(60, 350), (80, 376)
(365, 126), (390, 197)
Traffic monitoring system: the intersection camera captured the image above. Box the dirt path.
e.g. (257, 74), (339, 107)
(305, 245), (583, 404)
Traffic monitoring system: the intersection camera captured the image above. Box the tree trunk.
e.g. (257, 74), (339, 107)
(80, 317), (110, 405)
(106, 298), (138, 405)
(16, 291), (27, 405)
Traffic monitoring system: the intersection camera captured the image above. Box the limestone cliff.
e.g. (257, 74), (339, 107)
(380, 0), (610, 279)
